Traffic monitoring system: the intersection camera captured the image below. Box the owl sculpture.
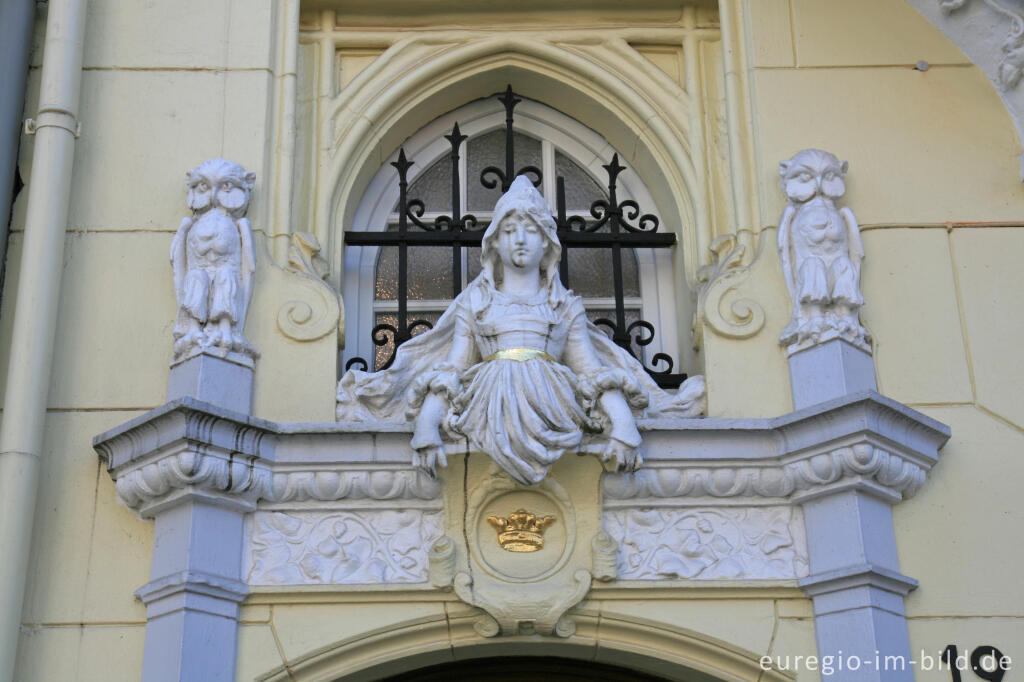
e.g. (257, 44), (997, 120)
(777, 149), (870, 353)
(170, 159), (258, 365)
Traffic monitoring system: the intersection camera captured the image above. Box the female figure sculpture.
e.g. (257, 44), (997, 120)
(337, 176), (705, 485)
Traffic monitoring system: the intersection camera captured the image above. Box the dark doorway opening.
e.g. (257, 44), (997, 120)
(377, 656), (677, 682)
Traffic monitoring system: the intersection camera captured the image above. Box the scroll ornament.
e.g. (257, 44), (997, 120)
(695, 232), (767, 347)
(277, 231), (343, 343)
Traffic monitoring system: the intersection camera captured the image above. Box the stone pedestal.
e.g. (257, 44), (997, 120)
(167, 352), (254, 413)
(788, 338), (876, 410)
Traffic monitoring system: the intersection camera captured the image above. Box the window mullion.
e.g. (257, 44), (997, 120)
(459, 141), (470, 287)
(541, 139), (556, 210)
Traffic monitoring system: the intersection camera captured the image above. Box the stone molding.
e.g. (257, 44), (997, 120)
(606, 391), (948, 505)
(95, 391), (947, 517)
(799, 564), (920, 617)
(252, 608), (796, 682)
(605, 444), (926, 504)
(94, 398), (443, 517)
(135, 569), (249, 618)
(800, 563), (919, 597)
(265, 467), (442, 505)
(94, 399), (272, 516)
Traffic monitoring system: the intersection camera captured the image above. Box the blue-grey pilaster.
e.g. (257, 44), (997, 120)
(789, 338), (924, 681)
(94, 392), (272, 682)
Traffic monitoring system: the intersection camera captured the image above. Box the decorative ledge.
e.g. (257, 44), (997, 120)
(94, 391), (948, 518)
(608, 391), (949, 504)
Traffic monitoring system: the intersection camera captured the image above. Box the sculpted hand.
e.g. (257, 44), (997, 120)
(413, 445), (448, 479)
(601, 437), (642, 473)
(410, 392), (449, 478)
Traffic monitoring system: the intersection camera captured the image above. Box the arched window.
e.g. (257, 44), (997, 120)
(343, 95), (681, 377)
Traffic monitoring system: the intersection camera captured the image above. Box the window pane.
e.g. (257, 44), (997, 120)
(375, 237), (454, 300)
(564, 247), (640, 298)
(555, 150), (606, 210)
(373, 311), (441, 370)
(467, 130), (542, 212)
(407, 155), (452, 213)
(467, 246), (482, 282)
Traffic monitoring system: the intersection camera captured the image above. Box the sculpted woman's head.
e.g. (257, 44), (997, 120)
(480, 175), (562, 288)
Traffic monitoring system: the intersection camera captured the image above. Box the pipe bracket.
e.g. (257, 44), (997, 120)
(24, 107), (81, 138)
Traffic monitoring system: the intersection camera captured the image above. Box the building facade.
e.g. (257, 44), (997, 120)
(1, 1), (1023, 680)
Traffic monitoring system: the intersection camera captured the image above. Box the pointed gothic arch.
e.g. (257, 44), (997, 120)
(313, 36), (712, 290)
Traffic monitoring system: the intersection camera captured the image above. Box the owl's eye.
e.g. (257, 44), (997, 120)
(824, 171), (836, 180)
(796, 172), (812, 182)
(198, 182), (210, 191)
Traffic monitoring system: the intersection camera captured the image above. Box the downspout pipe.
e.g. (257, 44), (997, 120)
(0, 0), (36, 284)
(0, 1), (88, 680)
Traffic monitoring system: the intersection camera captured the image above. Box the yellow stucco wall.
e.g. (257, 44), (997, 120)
(2, 0), (1022, 679)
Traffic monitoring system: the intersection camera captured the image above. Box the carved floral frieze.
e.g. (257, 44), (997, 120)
(247, 510), (443, 585)
(604, 507), (809, 581)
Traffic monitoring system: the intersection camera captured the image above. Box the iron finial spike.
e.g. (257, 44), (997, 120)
(445, 122), (467, 149)
(498, 84), (521, 112)
(603, 153), (625, 188)
(392, 148), (414, 178)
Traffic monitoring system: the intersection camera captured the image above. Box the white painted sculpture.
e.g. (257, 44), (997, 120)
(337, 176), (706, 485)
(777, 149), (870, 353)
(170, 158), (258, 365)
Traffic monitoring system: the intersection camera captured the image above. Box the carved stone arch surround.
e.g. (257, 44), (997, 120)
(906, 0), (1024, 176)
(315, 36), (711, 290)
(253, 610), (794, 682)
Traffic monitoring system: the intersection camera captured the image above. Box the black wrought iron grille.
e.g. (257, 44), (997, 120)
(344, 86), (688, 388)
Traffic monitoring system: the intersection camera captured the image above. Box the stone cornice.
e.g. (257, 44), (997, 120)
(93, 399), (442, 516)
(94, 399), (273, 516)
(606, 392), (949, 504)
(94, 392), (948, 516)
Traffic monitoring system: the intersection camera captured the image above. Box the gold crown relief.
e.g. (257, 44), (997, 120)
(486, 508), (556, 553)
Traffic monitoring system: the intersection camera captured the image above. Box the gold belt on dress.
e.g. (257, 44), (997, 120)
(482, 348), (555, 362)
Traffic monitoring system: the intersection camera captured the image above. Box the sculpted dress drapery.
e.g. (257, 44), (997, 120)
(336, 176), (706, 485)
